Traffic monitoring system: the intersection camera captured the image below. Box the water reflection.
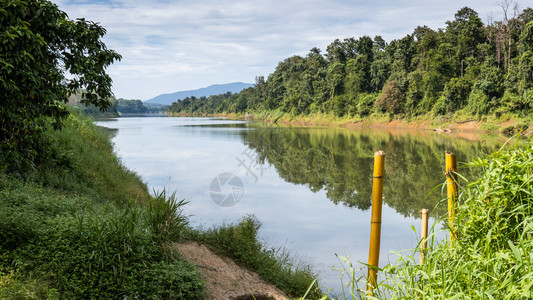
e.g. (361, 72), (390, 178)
(238, 126), (502, 217)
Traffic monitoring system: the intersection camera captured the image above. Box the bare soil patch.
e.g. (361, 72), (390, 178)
(174, 241), (289, 300)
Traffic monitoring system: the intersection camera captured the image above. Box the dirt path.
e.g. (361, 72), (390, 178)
(175, 241), (290, 300)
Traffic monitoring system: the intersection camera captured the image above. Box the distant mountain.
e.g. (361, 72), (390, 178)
(144, 82), (253, 105)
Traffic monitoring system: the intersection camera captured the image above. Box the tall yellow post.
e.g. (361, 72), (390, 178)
(445, 151), (458, 244)
(420, 209), (429, 265)
(367, 151), (385, 291)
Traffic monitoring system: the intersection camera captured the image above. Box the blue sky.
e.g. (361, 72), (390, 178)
(53, 0), (529, 100)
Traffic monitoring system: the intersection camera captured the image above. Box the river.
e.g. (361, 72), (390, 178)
(96, 116), (503, 295)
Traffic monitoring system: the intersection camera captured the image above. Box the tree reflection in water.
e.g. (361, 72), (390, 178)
(239, 126), (502, 217)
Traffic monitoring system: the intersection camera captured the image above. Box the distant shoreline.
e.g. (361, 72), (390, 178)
(167, 111), (532, 136)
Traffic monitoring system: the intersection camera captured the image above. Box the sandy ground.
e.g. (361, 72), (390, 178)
(174, 241), (290, 300)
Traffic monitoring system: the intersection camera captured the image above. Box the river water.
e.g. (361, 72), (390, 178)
(96, 116), (503, 295)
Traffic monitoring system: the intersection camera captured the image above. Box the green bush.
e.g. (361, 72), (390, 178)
(356, 93), (377, 117)
(466, 88), (491, 115)
(433, 77), (471, 114)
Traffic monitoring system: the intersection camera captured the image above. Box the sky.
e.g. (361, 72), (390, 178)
(53, 0), (530, 100)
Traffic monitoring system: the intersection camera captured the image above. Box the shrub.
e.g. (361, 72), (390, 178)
(433, 77), (471, 114)
(466, 88), (491, 115)
(357, 93), (377, 116)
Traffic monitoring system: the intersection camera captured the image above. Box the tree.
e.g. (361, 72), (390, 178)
(445, 7), (485, 69)
(518, 21), (533, 112)
(0, 0), (121, 160)
(373, 35), (386, 53)
(326, 39), (347, 64)
(375, 80), (404, 114)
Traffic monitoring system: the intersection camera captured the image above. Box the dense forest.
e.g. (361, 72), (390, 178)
(169, 6), (533, 119)
(116, 98), (148, 114)
(69, 94), (165, 116)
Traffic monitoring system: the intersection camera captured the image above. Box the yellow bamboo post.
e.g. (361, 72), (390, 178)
(367, 151), (385, 291)
(445, 151), (458, 245)
(420, 209), (429, 265)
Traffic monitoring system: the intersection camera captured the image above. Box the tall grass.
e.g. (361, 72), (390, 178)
(318, 136), (533, 299)
(147, 190), (189, 242)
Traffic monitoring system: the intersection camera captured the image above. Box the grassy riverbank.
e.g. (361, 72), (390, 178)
(257, 111), (531, 133)
(0, 113), (318, 299)
(0, 114), (204, 299)
(170, 110), (532, 136)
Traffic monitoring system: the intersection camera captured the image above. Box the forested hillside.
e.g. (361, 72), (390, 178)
(169, 7), (533, 120)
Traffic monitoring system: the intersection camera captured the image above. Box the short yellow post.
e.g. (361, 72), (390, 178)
(367, 151), (385, 291)
(420, 209), (429, 265)
(445, 151), (458, 244)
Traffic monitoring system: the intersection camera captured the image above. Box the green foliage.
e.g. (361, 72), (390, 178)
(466, 88), (491, 115)
(375, 80), (404, 114)
(475, 61), (504, 99)
(434, 77), (471, 114)
(497, 90), (531, 116)
(520, 21), (533, 53)
(67, 91), (120, 117)
(0, 114), (204, 299)
(356, 93), (377, 116)
(117, 98), (148, 114)
(445, 7), (485, 60)
(518, 50), (533, 93)
(0, 0), (121, 160)
(404, 70), (424, 114)
(521, 89), (533, 114)
(147, 190), (189, 242)
(185, 216), (320, 298)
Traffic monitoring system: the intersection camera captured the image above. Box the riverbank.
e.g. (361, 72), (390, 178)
(169, 110), (532, 136)
(0, 113), (316, 299)
(0, 113), (204, 299)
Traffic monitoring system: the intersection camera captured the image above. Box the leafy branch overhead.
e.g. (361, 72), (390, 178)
(0, 0), (121, 159)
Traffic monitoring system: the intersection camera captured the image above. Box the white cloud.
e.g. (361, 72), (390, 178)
(53, 0), (530, 100)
